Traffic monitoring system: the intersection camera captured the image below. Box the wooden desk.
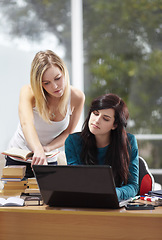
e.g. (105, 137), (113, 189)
(0, 204), (162, 240)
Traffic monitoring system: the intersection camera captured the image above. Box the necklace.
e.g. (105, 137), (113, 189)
(48, 100), (59, 120)
(49, 111), (55, 120)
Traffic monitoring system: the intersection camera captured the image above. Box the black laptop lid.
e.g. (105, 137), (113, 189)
(33, 165), (120, 209)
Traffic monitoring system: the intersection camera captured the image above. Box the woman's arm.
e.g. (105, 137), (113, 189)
(65, 133), (82, 165)
(43, 86), (85, 152)
(116, 134), (139, 201)
(19, 85), (47, 165)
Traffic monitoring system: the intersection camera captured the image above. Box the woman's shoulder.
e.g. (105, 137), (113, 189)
(127, 133), (138, 148)
(70, 86), (85, 103)
(20, 84), (34, 97)
(127, 132), (135, 139)
(19, 85), (35, 106)
(68, 132), (82, 140)
(66, 132), (82, 144)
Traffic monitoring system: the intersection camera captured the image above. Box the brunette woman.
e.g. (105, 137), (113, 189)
(65, 93), (138, 201)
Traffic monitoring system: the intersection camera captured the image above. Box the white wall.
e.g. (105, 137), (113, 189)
(0, 45), (35, 151)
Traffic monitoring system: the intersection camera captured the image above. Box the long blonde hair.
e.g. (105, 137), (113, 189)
(30, 50), (70, 122)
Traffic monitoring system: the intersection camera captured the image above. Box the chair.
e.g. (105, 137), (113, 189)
(138, 156), (155, 195)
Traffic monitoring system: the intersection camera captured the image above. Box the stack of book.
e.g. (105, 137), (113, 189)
(1, 165), (27, 193)
(24, 177), (40, 194)
(27, 178), (39, 189)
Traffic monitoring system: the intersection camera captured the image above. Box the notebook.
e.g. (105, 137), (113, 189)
(33, 165), (130, 209)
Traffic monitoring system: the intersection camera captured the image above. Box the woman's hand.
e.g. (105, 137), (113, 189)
(31, 149), (48, 166)
(43, 145), (52, 153)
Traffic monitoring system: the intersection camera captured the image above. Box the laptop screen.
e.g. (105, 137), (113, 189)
(33, 165), (121, 209)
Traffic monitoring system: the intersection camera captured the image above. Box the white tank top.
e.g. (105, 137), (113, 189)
(9, 96), (72, 162)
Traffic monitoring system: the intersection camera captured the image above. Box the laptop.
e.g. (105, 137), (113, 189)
(33, 165), (130, 209)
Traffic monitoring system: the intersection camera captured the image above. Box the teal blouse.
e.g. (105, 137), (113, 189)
(65, 132), (139, 201)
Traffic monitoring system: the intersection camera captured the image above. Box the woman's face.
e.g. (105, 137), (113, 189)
(88, 108), (116, 137)
(42, 65), (65, 98)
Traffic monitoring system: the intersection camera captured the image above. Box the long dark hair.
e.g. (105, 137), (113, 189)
(81, 93), (130, 186)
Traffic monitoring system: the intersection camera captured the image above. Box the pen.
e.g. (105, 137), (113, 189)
(140, 196), (159, 202)
(131, 195), (140, 201)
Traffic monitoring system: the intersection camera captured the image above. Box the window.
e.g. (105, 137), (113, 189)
(83, 0), (162, 168)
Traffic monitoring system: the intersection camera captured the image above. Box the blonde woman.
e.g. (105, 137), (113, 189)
(6, 50), (85, 177)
